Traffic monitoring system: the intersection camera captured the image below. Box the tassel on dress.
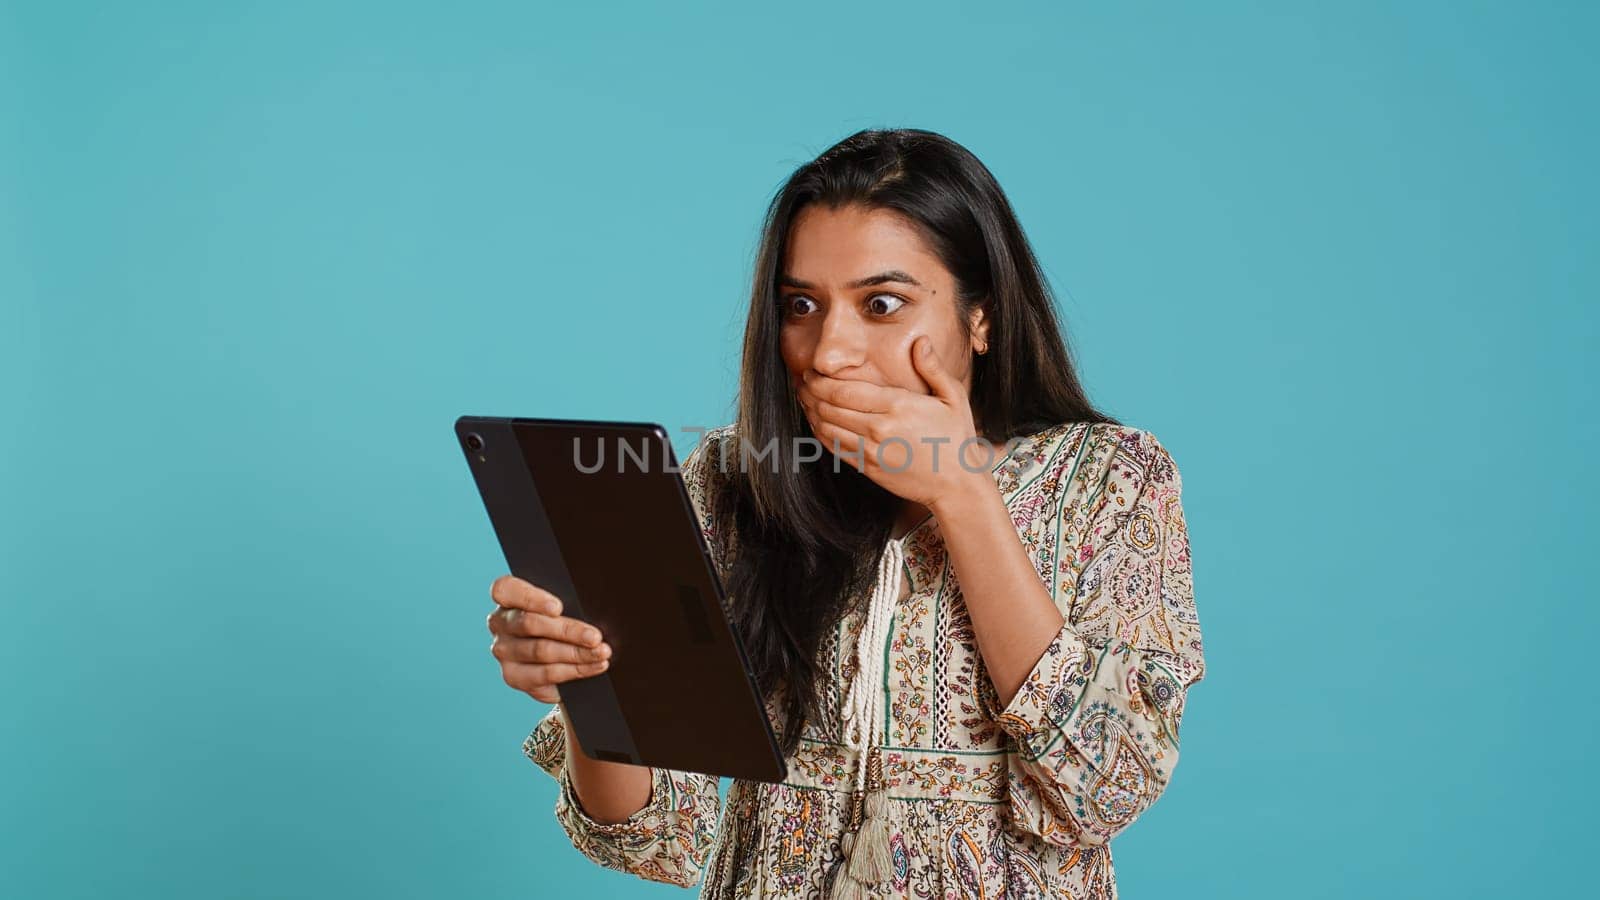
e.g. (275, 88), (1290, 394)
(716, 784), (742, 890)
(830, 537), (905, 898)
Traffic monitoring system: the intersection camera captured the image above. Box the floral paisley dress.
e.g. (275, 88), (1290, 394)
(524, 420), (1206, 898)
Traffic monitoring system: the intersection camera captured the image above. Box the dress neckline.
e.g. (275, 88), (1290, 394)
(889, 425), (1053, 550)
(887, 422), (1093, 597)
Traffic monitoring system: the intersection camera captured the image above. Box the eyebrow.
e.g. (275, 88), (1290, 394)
(779, 269), (924, 290)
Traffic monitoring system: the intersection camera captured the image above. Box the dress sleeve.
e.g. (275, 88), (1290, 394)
(523, 707), (722, 887)
(517, 428), (733, 886)
(989, 427), (1206, 847)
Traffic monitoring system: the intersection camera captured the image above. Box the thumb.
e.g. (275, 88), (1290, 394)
(913, 336), (961, 402)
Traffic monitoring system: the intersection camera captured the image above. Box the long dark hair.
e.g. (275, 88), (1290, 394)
(706, 128), (1121, 757)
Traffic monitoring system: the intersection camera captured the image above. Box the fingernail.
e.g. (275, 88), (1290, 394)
(596, 643), (611, 658)
(586, 629), (601, 644)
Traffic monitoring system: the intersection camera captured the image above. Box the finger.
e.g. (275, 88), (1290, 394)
(487, 604), (529, 636)
(810, 396), (882, 442)
(489, 574), (564, 614)
(492, 635), (611, 665)
(518, 611), (605, 647)
(501, 659), (610, 693)
(911, 336), (962, 402)
(795, 380), (817, 415)
(486, 605), (602, 645)
(812, 420), (868, 471)
(804, 371), (896, 413)
(528, 684), (561, 704)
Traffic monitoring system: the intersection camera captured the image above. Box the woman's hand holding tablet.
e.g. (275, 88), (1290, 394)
(487, 574), (611, 704)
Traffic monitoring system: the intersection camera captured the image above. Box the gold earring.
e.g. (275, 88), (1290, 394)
(976, 342), (989, 356)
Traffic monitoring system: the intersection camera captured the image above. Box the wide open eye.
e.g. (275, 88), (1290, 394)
(866, 293), (906, 316)
(781, 295), (818, 317)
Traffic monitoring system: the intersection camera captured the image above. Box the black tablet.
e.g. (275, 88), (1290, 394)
(456, 415), (786, 783)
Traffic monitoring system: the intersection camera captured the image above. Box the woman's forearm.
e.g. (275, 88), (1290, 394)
(560, 703), (655, 824)
(929, 474), (1066, 708)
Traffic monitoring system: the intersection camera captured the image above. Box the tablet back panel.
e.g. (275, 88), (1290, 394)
(457, 416), (786, 783)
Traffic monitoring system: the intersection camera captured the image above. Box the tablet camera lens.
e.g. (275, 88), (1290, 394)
(465, 432), (484, 453)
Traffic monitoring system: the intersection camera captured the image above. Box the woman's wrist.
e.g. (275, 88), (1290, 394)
(929, 470), (1000, 522)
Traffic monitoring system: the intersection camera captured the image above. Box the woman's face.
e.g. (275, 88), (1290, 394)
(777, 204), (989, 404)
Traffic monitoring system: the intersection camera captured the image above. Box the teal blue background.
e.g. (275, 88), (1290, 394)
(3, 1), (1594, 897)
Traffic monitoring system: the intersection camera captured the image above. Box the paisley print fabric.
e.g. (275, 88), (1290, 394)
(522, 420), (1206, 898)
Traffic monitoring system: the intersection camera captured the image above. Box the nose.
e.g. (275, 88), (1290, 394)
(810, 305), (867, 376)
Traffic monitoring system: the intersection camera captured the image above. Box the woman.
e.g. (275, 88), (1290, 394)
(487, 128), (1206, 899)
